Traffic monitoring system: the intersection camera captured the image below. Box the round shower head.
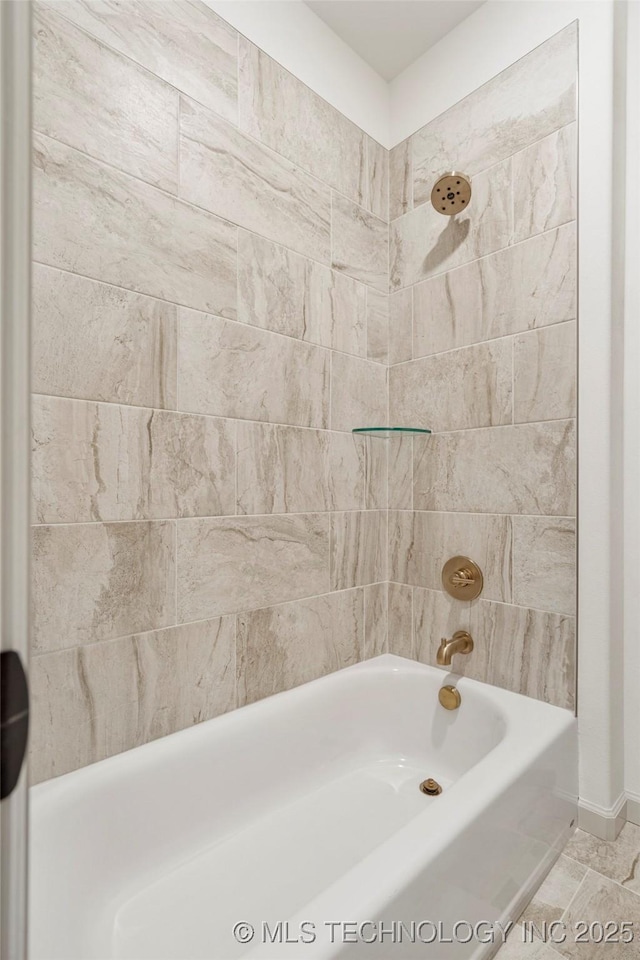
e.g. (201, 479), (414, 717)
(431, 172), (472, 215)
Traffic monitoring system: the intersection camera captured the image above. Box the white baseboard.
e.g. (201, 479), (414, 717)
(578, 794), (627, 840)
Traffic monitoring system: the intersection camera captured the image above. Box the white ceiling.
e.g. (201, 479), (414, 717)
(305, 0), (485, 81)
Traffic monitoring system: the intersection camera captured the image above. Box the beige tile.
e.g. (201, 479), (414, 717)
(563, 824), (640, 896)
(363, 435), (388, 510)
(366, 289), (388, 364)
(330, 352), (387, 432)
(330, 511), (387, 589)
(177, 514), (330, 622)
(413, 587), (471, 667)
(497, 927), (563, 959)
(391, 159), (513, 290)
(331, 193), (389, 292)
(389, 138), (412, 221)
(45, 0), (238, 122)
(32, 265), (176, 409)
(34, 6), (178, 192)
(32, 521), (176, 653)
(179, 97), (330, 263)
(522, 856), (588, 927)
(33, 133), (237, 317)
(467, 599), (576, 709)
(29, 616), (236, 783)
(556, 870), (640, 958)
(389, 339), (513, 432)
(32, 396), (235, 523)
(514, 322), (577, 423)
(237, 589), (363, 706)
(237, 231), (366, 355)
(364, 583), (388, 658)
(366, 137), (389, 220)
(388, 288), (413, 365)
(514, 123), (577, 243)
(178, 309), (330, 428)
(239, 39), (367, 206)
(513, 517), (576, 616)
(236, 422), (364, 514)
(388, 582), (413, 659)
(412, 24), (577, 206)
(413, 224), (576, 357)
(389, 510), (512, 602)
(388, 436), (413, 510)
(414, 421), (576, 516)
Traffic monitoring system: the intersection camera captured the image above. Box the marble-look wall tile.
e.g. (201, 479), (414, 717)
(178, 309), (330, 429)
(514, 321), (577, 423)
(45, 0), (238, 122)
(33, 133), (237, 317)
(331, 193), (389, 292)
(330, 511), (387, 589)
(32, 520), (176, 653)
(388, 582), (413, 659)
(388, 288), (413, 364)
(513, 517), (576, 616)
(389, 139), (412, 221)
(177, 514), (330, 622)
(363, 436), (388, 510)
(366, 289), (389, 364)
(390, 159), (513, 289)
(389, 339), (513, 432)
(32, 396), (235, 523)
(32, 265), (176, 409)
(413, 588), (470, 666)
(237, 231), (366, 356)
(388, 437), (413, 510)
(554, 868), (640, 957)
(389, 510), (512, 602)
(513, 123), (577, 243)
(330, 352), (387, 432)
(413, 224), (576, 357)
(236, 422), (364, 514)
(179, 97), (331, 263)
(239, 39), (367, 206)
(414, 420), (576, 516)
(34, 7), (178, 192)
(364, 583), (388, 658)
(366, 137), (389, 221)
(237, 589), (362, 706)
(30, 617), (235, 783)
(411, 24), (577, 206)
(467, 599), (576, 709)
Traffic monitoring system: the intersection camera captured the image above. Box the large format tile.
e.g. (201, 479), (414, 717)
(331, 193), (388, 292)
(236, 422), (364, 514)
(239, 39), (367, 206)
(364, 582), (388, 658)
(237, 589), (362, 706)
(413, 587), (470, 666)
(388, 436), (413, 510)
(563, 824), (640, 896)
(413, 224), (576, 357)
(513, 123), (577, 243)
(367, 137), (389, 220)
(237, 232), (366, 356)
(330, 511), (387, 589)
(497, 928), (563, 959)
(32, 396), (235, 523)
(389, 339), (513, 431)
(32, 265), (176, 409)
(414, 421), (576, 516)
(33, 133), (237, 317)
(177, 514), (330, 622)
(32, 521), (176, 653)
(389, 138), (412, 221)
(388, 288), (413, 364)
(178, 310), (330, 428)
(512, 517), (576, 616)
(330, 352), (387, 432)
(388, 582), (413, 659)
(30, 617), (236, 783)
(389, 510), (512, 602)
(180, 98), (331, 263)
(34, 6), (178, 191)
(556, 871), (640, 959)
(411, 23), (577, 206)
(521, 856), (588, 927)
(514, 322), (577, 423)
(391, 159), (513, 289)
(45, 0), (238, 121)
(366, 289), (389, 364)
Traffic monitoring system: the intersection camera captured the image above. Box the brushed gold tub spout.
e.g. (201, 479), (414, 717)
(437, 630), (474, 666)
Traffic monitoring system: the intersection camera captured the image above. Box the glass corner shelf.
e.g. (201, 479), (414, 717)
(352, 426), (432, 438)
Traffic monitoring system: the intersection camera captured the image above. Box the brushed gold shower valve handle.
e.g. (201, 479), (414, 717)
(450, 569), (476, 587)
(441, 556), (484, 600)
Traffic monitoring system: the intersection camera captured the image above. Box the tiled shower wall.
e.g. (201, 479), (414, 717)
(30, 0), (391, 782)
(386, 24), (578, 711)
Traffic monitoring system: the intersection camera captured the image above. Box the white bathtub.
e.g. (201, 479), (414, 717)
(29, 655), (577, 960)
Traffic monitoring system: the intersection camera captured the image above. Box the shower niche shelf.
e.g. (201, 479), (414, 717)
(352, 427), (432, 438)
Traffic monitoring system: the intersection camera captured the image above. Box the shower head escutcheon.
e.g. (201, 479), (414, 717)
(431, 172), (472, 215)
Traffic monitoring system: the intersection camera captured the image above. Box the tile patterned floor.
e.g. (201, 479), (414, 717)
(496, 823), (640, 958)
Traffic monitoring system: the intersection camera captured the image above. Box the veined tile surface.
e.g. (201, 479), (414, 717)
(514, 322), (577, 424)
(512, 517), (576, 616)
(330, 510), (387, 589)
(330, 353), (387, 433)
(364, 583), (388, 658)
(513, 123), (577, 243)
(366, 289), (389, 364)
(388, 288), (413, 365)
(331, 193), (389, 292)
(389, 138), (412, 221)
